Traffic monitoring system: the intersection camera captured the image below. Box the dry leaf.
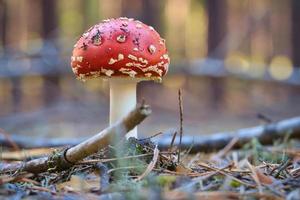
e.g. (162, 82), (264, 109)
(254, 168), (274, 185)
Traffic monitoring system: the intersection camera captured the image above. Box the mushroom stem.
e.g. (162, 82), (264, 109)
(110, 79), (138, 138)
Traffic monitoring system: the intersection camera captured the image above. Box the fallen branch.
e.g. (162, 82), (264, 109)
(0, 104), (151, 174)
(157, 116), (300, 152)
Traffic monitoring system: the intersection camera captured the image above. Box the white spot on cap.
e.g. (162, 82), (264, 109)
(136, 23), (142, 29)
(109, 58), (117, 65)
(128, 54), (138, 61)
(101, 68), (114, 76)
(163, 54), (169, 60)
(71, 56), (76, 62)
(138, 57), (148, 65)
(148, 45), (156, 54)
(133, 47), (139, 52)
(82, 32), (89, 38)
(119, 68), (137, 77)
(108, 54), (124, 65)
(118, 53), (124, 60)
(76, 56), (83, 62)
(117, 35), (126, 43)
(142, 65), (163, 76)
(126, 62), (145, 68)
(92, 36), (102, 46)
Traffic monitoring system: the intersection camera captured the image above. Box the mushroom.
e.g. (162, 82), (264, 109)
(71, 17), (170, 139)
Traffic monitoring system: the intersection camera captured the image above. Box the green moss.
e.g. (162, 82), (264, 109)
(230, 179), (242, 188)
(156, 175), (177, 188)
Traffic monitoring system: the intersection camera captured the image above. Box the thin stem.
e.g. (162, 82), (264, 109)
(178, 89), (183, 163)
(110, 79), (138, 138)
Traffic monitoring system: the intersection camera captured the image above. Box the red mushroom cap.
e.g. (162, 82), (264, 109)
(71, 17), (170, 82)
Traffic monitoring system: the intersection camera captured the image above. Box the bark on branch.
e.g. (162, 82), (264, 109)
(0, 104), (151, 174)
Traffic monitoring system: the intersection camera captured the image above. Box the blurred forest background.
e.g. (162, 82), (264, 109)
(0, 0), (300, 139)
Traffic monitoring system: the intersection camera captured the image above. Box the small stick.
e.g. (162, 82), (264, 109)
(139, 132), (163, 141)
(178, 89), (183, 163)
(169, 131), (177, 152)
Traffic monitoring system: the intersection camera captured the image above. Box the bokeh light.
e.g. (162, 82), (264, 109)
(269, 55), (293, 81)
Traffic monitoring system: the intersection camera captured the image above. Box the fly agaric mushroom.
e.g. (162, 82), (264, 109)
(71, 17), (170, 138)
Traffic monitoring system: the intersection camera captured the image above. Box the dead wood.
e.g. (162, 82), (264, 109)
(0, 104), (151, 174)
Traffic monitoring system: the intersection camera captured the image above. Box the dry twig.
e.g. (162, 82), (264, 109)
(178, 89), (183, 163)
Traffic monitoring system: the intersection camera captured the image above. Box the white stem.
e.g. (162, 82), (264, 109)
(110, 79), (137, 138)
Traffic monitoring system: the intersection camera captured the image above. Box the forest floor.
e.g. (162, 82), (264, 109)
(0, 135), (299, 200)
(0, 83), (300, 199)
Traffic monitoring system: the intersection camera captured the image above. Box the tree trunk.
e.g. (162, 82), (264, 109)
(4, 0), (23, 113)
(140, 0), (162, 31)
(0, 0), (6, 47)
(41, 0), (60, 105)
(206, 0), (227, 110)
(292, 0), (300, 68)
(121, 0), (161, 30)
